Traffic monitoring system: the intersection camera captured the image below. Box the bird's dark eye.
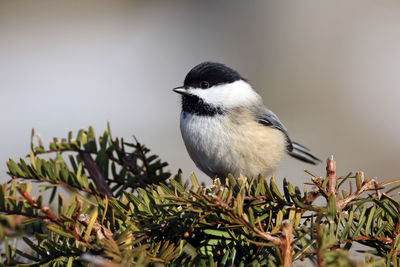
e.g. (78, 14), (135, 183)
(199, 81), (210, 89)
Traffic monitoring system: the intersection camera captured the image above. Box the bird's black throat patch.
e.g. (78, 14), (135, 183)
(181, 94), (225, 116)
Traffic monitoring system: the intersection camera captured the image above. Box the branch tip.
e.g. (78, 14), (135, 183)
(326, 156), (337, 197)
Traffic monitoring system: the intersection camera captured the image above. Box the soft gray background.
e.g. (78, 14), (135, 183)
(1, 1), (400, 188)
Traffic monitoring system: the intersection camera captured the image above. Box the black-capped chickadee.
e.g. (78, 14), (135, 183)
(173, 62), (321, 179)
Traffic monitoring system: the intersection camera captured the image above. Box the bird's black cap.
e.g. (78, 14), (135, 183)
(183, 62), (244, 89)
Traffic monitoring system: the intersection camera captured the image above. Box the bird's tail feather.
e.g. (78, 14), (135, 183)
(288, 141), (321, 165)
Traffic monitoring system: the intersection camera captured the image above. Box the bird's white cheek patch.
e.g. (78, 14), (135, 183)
(188, 80), (261, 108)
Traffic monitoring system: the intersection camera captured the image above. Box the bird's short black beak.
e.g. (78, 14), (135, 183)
(172, 86), (188, 95)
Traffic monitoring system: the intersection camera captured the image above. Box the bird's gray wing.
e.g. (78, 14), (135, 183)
(252, 106), (294, 151)
(252, 106), (321, 164)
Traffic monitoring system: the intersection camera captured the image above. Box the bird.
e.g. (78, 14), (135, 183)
(173, 62), (321, 179)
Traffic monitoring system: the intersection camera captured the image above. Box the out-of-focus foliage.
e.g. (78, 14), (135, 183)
(1, 125), (400, 266)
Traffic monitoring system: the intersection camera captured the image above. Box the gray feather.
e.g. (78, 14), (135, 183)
(252, 106), (293, 151)
(252, 105), (321, 165)
(288, 142), (321, 165)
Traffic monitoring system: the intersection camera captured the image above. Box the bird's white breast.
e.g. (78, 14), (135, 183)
(180, 112), (231, 178)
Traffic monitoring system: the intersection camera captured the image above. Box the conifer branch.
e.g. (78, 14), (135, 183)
(2, 125), (399, 266)
(18, 188), (87, 243)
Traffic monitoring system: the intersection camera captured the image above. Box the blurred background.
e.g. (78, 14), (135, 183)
(1, 0), (400, 187)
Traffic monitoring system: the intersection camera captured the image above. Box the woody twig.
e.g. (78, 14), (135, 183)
(18, 188), (87, 243)
(326, 155), (337, 198)
(214, 197), (294, 267)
